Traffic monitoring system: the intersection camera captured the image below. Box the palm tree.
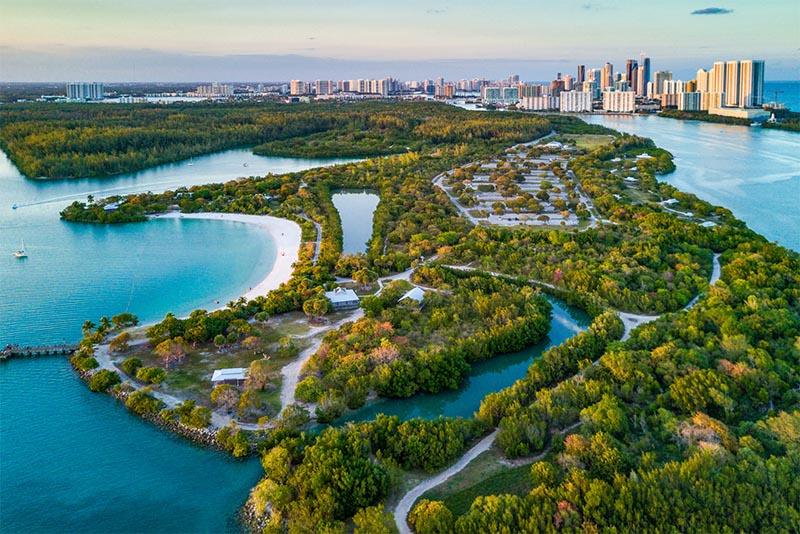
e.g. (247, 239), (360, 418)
(82, 320), (96, 337)
(98, 316), (112, 333)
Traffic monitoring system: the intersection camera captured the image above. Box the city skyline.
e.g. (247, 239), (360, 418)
(1, 0), (798, 81)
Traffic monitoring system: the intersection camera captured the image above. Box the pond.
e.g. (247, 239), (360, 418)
(331, 190), (380, 255)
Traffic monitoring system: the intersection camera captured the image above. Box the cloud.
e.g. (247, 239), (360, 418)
(691, 7), (733, 15)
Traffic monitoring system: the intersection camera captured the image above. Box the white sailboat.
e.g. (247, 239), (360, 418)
(14, 239), (27, 258)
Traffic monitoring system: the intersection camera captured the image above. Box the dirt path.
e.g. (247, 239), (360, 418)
(279, 309), (364, 411)
(394, 430), (499, 534)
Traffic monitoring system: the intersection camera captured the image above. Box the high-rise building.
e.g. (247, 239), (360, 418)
(577, 65), (586, 84)
(602, 62), (614, 90)
(314, 80), (334, 95)
(519, 95), (559, 111)
(739, 60), (765, 107)
(679, 92), (702, 111)
(696, 69), (709, 92)
(686, 80), (697, 93)
(518, 84), (542, 98)
(725, 60), (740, 106)
(652, 70), (673, 96)
(290, 80), (305, 95)
(710, 62), (726, 94)
(563, 75), (575, 91)
(560, 91), (592, 112)
(602, 90), (635, 112)
(638, 57), (650, 97)
(508, 74), (520, 85)
(626, 59), (638, 94)
(582, 80), (599, 100)
(66, 82), (104, 101)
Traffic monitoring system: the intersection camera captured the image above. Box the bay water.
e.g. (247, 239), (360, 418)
(0, 149), (355, 533)
(584, 114), (800, 252)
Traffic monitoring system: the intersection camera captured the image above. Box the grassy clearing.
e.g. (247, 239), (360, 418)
(567, 134), (616, 150)
(108, 314), (316, 418)
(419, 449), (534, 516)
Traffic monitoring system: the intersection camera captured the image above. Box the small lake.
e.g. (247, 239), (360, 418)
(337, 296), (590, 423)
(331, 190), (380, 255)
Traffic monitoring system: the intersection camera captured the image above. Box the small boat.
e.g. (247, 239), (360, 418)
(12, 204), (18, 209)
(243, 162), (249, 167)
(14, 239), (27, 258)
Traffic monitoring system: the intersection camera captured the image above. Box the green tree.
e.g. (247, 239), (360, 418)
(120, 356), (142, 376)
(109, 331), (131, 353)
(211, 384), (240, 413)
(88, 369), (121, 392)
(408, 500), (454, 534)
(154, 337), (188, 369)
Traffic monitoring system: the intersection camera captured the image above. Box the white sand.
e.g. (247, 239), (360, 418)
(151, 212), (301, 302)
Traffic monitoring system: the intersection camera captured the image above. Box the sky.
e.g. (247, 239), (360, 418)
(1, 0), (798, 82)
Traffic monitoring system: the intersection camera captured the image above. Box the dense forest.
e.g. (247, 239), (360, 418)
(0, 101), (557, 178)
(29, 101), (799, 532)
(296, 268), (551, 421)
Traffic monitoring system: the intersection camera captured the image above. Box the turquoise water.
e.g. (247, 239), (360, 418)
(0, 357), (264, 533)
(0, 149), (357, 346)
(0, 149), (356, 533)
(331, 190), (380, 255)
(584, 115), (800, 252)
(764, 81), (800, 110)
(338, 296), (589, 424)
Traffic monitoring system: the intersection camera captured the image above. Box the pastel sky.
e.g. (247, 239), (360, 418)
(1, 0), (797, 81)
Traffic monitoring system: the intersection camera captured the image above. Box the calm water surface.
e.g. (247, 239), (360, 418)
(0, 149), (357, 345)
(0, 149), (356, 533)
(339, 297), (589, 423)
(584, 114), (800, 251)
(331, 190), (380, 255)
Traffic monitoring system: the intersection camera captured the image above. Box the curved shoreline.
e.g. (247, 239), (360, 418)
(150, 212), (301, 302)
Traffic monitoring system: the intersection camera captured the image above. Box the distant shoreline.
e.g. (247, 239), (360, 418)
(149, 212), (301, 303)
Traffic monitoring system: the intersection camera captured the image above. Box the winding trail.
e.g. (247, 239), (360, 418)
(279, 309), (364, 410)
(394, 430), (498, 534)
(393, 253), (724, 531)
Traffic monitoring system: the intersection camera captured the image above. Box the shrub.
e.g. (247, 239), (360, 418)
(120, 357), (142, 376)
(88, 369), (121, 392)
(125, 388), (164, 414)
(136, 366), (167, 385)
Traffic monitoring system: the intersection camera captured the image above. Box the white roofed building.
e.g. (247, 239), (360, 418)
(211, 368), (247, 386)
(324, 287), (360, 311)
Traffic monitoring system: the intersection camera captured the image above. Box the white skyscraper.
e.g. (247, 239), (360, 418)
(696, 69), (709, 93)
(725, 60), (740, 107)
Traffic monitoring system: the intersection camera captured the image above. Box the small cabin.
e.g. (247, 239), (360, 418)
(324, 287), (360, 311)
(211, 368), (247, 387)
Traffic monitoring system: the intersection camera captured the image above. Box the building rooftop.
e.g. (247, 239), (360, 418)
(211, 368), (247, 382)
(324, 287), (359, 304)
(400, 286), (426, 303)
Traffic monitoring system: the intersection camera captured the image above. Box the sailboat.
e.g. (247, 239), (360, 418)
(14, 239), (27, 258)
(187, 157), (194, 167)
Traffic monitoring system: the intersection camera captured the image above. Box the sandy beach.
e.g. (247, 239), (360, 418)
(151, 212), (301, 302)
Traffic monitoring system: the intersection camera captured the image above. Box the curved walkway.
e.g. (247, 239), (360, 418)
(394, 430), (498, 534)
(279, 309), (364, 410)
(392, 254), (724, 531)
